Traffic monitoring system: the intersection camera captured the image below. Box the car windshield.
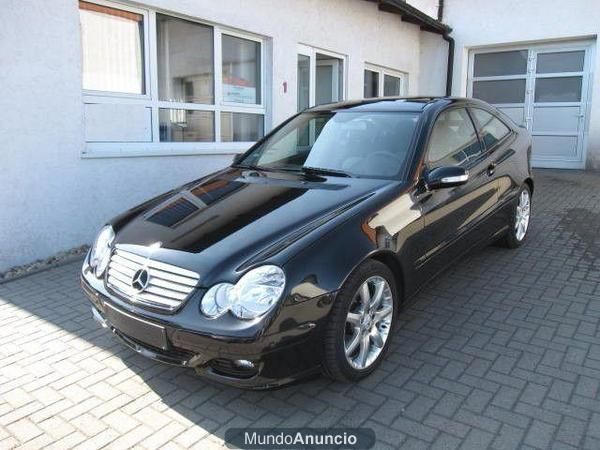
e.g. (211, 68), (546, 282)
(237, 111), (420, 178)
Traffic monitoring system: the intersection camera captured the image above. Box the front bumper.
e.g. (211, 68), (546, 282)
(81, 274), (328, 389)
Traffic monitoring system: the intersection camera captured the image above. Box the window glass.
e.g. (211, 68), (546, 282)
(471, 109), (511, 149)
(473, 50), (528, 77)
(159, 109), (214, 142)
(427, 109), (482, 167)
(298, 55), (311, 111)
(383, 74), (401, 96)
(316, 53), (344, 105)
(221, 113), (264, 142)
(79, 1), (145, 94)
(536, 51), (584, 74)
(239, 112), (419, 178)
(157, 14), (214, 104)
(222, 35), (261, 104)
(472, 79), (526, 104)
(534, 76), (582, 102)
(364, 70), (379, 98)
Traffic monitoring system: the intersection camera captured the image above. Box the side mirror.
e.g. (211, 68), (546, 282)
(425, 166), (469, 190)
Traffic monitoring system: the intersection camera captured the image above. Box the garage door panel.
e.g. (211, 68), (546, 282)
(474, 50), (528, 77)
(469, 43), (590, 169)
(498, 107), (525, 126)
(472, 79), (526, 104)
(536, 51), (585, 73)
(532, 135), (578, 159)
(534, 76), (582, 103)
(532, 106), (581, 133)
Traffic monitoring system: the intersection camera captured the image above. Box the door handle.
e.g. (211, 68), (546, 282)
(487, 162), (497, 176)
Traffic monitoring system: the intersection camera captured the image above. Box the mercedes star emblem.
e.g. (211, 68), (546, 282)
(131, 268), (150, 292)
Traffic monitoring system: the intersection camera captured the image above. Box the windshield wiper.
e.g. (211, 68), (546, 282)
(232, 163), (277, 173)
(301, 166), (353, 178)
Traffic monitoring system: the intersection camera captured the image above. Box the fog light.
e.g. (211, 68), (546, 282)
(234, 359), (255, 369)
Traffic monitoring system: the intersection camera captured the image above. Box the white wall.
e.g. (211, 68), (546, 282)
(444, 0), (600, 169)
(419, 32), (448, 96)
(0, 0), (443, 272)
(407, 0), (440, 20)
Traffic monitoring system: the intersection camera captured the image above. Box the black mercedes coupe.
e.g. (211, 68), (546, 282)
(81, 97), (533, 388)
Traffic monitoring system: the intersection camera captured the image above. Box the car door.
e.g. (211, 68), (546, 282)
(414, 107), (499, 282)
(469, 107), (518, 206)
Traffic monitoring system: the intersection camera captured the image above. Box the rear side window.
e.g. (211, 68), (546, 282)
(426, 108), (483, 168)
(471, 108), (511, 149)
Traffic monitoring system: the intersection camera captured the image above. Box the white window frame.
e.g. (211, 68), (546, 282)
(81, 0), (270, 158)
(466, 40), (594, 169)
(297, 44), (348, 109)
(363, 63), (408, 98)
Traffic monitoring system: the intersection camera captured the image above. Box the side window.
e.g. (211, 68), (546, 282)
(471, 108), (511, 149)
(426, 108), (482, 168)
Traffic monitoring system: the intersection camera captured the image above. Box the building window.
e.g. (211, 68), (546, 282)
(79, 1), (267, 156)
(222, 35), (262, 105)
(157, 14), (214, 104)
(221, 112), (264, 142)
(159, 109), (215, 142)
(363, 64), (406, 98)
(297, 45), (347, 110)
(79, 1), (145, 94)
(363, 69), (379, 98)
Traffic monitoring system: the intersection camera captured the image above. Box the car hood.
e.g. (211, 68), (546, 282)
(112, 167), (392, 282)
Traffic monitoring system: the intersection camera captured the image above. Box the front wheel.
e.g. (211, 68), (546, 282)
(499, 184), (532, 249)
(322, 260), (399, 382)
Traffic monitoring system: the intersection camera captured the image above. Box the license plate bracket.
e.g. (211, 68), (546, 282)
(104, 303), (168, 350)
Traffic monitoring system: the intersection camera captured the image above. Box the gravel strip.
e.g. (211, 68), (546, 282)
(0, 245), (89, 284)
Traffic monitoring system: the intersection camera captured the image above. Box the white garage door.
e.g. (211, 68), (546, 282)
(468, 42), (592, 169)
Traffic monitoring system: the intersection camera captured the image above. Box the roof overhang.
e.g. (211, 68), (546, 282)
(367, 0), (452, 35)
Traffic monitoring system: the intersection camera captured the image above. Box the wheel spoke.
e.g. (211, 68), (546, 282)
(346, 312), (362, 326)
(345, 331), (361, 356)
(370, 280), (385, 309)
(360, 282), (370, 306)
(374, 305), (393, 322)
(370, 328), (384, 348)
(357, 334), (370, 367)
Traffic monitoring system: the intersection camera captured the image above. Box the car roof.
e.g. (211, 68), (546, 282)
(306, 96), (486, 113)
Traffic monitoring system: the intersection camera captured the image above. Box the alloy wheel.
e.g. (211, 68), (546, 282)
(344, 276), (394, 370)
(515, 189), (531, 241)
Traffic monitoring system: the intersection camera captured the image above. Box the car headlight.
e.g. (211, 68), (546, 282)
(89, 225), (115, 278)
(201, 265), (286, 320)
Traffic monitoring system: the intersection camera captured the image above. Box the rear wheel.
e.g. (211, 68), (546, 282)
(499, 184), (531, 249)
(322, 260), (398, 382)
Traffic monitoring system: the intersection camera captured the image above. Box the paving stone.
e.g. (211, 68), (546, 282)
(1, 169), (600, 448)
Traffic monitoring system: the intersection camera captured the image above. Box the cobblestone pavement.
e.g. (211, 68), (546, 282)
(1, 169), (600, 449)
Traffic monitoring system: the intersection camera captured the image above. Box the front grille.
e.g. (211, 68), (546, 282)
(106, 247), (200, 312)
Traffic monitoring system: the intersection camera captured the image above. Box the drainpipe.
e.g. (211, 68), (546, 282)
(438, 0), (454, 96)
(443, 33), (454, 96)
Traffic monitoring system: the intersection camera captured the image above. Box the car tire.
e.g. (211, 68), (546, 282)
(499, 184), (532, 249)
(322, 259), (399, 382)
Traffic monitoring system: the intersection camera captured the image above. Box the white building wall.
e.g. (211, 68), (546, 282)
(444, 0), (600, 169)
(419, 32), (448, 96)
(0, 0), (442, 272)
(407, 0), (439, 20)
